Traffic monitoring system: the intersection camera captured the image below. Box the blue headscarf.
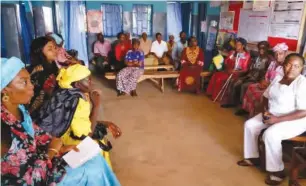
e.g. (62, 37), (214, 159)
(1, 57), (34, 137)
(1, 57), (25, 91)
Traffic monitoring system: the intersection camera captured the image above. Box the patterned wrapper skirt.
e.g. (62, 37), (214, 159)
(178, 66), (202, 92)
(116, 67), (144, 94)
(242, 83), (265, 117)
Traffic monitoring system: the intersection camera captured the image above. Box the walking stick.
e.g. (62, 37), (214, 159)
(213, 73), (233, 102)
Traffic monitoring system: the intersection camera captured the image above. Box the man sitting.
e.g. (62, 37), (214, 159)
(139, 32), (152, 57)
(150, 32), (169, 65)
(93, 33), (111, 73)
(172, 31), (188, 70)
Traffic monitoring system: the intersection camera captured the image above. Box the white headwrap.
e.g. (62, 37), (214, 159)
(273, 43), (289, 52)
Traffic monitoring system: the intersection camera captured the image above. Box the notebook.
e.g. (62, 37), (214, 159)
(63, 137), (101, 168)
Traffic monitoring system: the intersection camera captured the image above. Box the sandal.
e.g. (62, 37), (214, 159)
(265, 173), (286, 185)
(237, 159), (260, 166)
(289, 180), (301, 186)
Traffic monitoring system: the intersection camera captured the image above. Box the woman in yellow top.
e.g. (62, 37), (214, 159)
(33, 64), (122, 168)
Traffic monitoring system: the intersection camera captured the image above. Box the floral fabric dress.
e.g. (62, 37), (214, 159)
(1, 104), (64, 185)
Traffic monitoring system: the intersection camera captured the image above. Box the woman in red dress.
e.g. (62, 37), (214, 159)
(206, 37), (251, 101)
(113, 32), (131, 71)
(177, 36), (204, 93)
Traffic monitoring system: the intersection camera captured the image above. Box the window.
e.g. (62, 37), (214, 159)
(101, 4), (123, 37)
(132, 4), (152, 36)
(42, 6), (54, 33)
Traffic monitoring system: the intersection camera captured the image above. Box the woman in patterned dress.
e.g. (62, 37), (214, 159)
(177, 36), (204, 93)
(27, 37), (59, 119)
(1, 57), (121, 186)
(239, 43), (288, 117)
(206, 37), (251, 100)
(116, 39), (145, 97)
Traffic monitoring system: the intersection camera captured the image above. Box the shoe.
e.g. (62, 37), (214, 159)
(235, 109), (248, 116)
(117, 91), (126, 97)
(221, 104), (234, 108)
(131, 90), (138, 97)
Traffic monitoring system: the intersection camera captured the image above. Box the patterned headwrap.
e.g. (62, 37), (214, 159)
(273, 43), (288, 52)
(1, 57), (25, 91)
(57, 64), (91, 89)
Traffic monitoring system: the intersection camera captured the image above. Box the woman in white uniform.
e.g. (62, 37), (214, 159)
(237, 53), (306, 185)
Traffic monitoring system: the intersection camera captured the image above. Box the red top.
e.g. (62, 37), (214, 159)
(224, 51), (251, 72)
(115, 42), (131, 61)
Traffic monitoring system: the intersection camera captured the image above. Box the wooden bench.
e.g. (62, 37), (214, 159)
(105, 71), (212, 93)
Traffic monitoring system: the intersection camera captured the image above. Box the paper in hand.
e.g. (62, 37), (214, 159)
(63, 136), (101, 168)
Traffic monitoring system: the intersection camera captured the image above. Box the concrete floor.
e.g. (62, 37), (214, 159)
(93, 76), (305, 186)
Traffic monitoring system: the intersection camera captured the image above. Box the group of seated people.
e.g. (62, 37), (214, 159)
(1, 34), (122, 185)
(206, 37), (306, 185)
(93, 31), (204, 96)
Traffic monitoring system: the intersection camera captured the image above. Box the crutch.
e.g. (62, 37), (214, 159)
(213, 73), (233, 102)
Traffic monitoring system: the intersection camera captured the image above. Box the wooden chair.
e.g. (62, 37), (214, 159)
(258, 130), (306, 171)
(289, 146), (306, 186)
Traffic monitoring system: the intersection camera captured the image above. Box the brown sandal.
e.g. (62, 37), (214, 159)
(289, 180), (301, 186)
(237, 159), (260, 166)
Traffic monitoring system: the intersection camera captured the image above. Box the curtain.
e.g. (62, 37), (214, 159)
(196, 3), (207, 49)
(19, 2), (33, 65)
(181, 3), (192, 37)
(1, 4), (22, 59)
(101, 4), (123, 37)
(167, 2), (182, 41)
(132, 5), (152, 36)
(64, 1), (88, 66)
(1, 20), (6, 57)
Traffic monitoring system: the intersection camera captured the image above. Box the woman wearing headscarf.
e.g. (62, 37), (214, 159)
(221, 41), (272, 108)
(27, 36), (59, 119)
(238, 43), (288, 117)
(116, 39), (145, 97)
(237, 53), (306, 185)
(1, 57), (121, 186)
(206, 37), (251, 101)
(177, 36), (204, 93)
(34, 64), (122, 170)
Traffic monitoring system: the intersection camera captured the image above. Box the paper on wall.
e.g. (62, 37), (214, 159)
(238, 10), (271, 42)
(87, 10), (103, 33)
(269, 23), (300, 39)
(63, 137), (101, 169)
(201, 21), (207, 32)
(219, 11), (235, 30)
(272, 10), (303, 24)
(252, 1), (271, 11)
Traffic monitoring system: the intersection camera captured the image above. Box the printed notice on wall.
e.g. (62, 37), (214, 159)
(269, 23), (300, 39)
(238, 10), (271, 42)
(252, 1), (271, 11)
(87, 10), (103, 33)
(219, 11), (235, 31)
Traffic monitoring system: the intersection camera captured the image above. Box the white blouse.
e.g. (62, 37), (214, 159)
(263, 75), (306, 116)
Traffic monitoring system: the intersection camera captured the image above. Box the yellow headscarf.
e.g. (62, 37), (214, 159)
(57, 64), (91, 89)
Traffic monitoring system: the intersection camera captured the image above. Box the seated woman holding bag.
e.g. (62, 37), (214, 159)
(237, 53), (306, 185)
(1, 57), (120, 186)
(33, 64), (122, 169)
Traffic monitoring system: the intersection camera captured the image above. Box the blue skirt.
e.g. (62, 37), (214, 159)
(57, 155), (121, 186)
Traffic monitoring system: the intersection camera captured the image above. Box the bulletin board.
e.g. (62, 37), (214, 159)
(267, 1), (305, 51)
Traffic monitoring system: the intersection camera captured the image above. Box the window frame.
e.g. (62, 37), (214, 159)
(101, 3), (123, 37)
(132, 4), (153, 37)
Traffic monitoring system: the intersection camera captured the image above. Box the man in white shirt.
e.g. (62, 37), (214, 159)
(150, 33), (169, 65)
(93, 33), (112, 73)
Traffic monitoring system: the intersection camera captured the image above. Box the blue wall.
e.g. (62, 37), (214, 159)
(86, 1), (167, 12)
